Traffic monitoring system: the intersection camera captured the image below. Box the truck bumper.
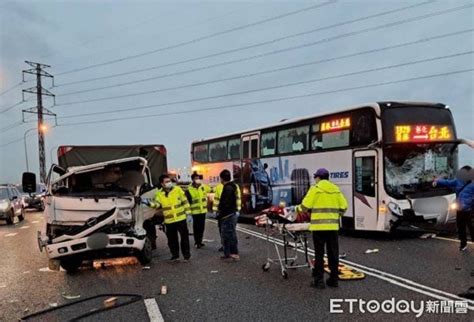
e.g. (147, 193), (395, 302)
(45, 233), (145, 259)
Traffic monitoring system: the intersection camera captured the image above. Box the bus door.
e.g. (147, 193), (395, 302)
(241, 132), (260, 212)
(352, 150), (378, 230)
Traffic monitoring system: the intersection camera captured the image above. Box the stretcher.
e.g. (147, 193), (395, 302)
(256, 206), (365, 280)
(256, 207), (311, 279)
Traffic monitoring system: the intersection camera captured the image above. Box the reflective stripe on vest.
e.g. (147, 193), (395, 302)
(154, 187), (189, 224)
(213, 183), (241, 212)
(188, 184), (210, 215)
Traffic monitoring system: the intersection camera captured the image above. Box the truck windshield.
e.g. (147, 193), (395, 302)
(384, 143), (457, 198)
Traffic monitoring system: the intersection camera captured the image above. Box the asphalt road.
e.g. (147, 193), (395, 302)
(0, 211), (473, 321)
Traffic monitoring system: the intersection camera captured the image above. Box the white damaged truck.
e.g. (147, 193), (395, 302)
(22, 145), (167, 272)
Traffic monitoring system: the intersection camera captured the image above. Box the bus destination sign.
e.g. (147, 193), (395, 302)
(321, 117), (351, 132)
(394, 125), (452, 142)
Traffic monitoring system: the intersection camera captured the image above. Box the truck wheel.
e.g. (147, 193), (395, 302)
(60, 257), (83, 273)
(291, 169), (310, 205)
(6, 210), (14, 225)
(137, 237), (153, 265)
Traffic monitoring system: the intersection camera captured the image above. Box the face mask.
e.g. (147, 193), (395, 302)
(164, 182), (173, 189)
(194, 179), (202, 185)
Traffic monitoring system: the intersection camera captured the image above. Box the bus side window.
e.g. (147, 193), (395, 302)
(355, 156), (375, 197)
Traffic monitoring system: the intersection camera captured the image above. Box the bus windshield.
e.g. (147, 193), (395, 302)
(384, 143), (457, 198)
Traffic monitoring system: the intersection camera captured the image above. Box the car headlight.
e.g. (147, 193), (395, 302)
(388, 202), (402, 216)
(0, 201), (10, 211)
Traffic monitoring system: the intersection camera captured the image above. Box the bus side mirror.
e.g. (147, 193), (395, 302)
(22, 172), (37, 194)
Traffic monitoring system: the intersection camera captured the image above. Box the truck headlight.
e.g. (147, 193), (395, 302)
(0, 201), (9, 211)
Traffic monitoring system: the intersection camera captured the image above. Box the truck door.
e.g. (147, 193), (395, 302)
(353, 150), (378, 230)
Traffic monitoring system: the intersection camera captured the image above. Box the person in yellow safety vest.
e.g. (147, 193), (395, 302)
(296, 168), (348, 289)
(150, 174), (191, 261)
(185, 172), (212, 249)
(212, 175), (241, 253)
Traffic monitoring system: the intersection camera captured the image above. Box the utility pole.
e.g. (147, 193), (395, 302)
(22, 61), (57, 183)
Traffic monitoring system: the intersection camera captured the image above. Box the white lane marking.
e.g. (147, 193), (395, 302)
(20, 226), (30, 229)
(231, 224), (474, 310)
(144, 298), (164, 322)
(434, 236), (474, 245)
(4, 233), (18, 237)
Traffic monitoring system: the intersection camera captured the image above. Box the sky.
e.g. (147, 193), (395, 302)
(0, 0), (473, 182)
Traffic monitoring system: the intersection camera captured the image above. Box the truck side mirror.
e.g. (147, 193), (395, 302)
(22, 172), (37, 194)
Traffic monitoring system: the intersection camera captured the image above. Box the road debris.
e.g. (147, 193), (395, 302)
(31, 220), (39, 224)
(103, 297), (117, 308)
(142, 266), (151, 270)
(22, 271), (31, 274)
(202, 239), (215, 243)
(24, 308), (29, 313)
(365, 249), (379, 254)
(49, 303), (58, 308)
(4, 233), (18, 237)
(160, 285), (168, 295)
(0, 284), (6, 288)
(419, 233), (436, 239)
(62, 293), (81, 300)
(210, 270), (218, 274)
(196, 299), (201, 302)
(38, 267), (56, 272)
(20, 226), (30, 229)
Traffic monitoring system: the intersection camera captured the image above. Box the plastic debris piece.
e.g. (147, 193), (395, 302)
(202, 239), (214, 243)
(171, 310), (176, 313)
(196, 299), (201, 302)
(38, 267), (55, 272)
(419, 233), (436, 239)
(62, 294), (81, 300)
(103, 297), (117, 308)
(364, 249), (379, 254)
(4, 233), (18, 237)
(49, 303), (58, 308)
(142, 266), (151, 270)
(161, 285), (168, 295)
(24, 308), (29, 313)
(339, 252), (347, 259)
(210, 270), (218, 274)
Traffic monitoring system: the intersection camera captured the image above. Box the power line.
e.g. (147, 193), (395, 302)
(56, 4), (473, 97)
(50, 3), (258, 70)
(55, 69), (474, 128)
(0, 82), (24, 96)
(55, 1), (432, 88)
(0, 101), (25, 114)
(56, 51), (473, 119)
(56, 2), (335, 76)
(54, 30), (473, 107)
(0, 120), (24, 133)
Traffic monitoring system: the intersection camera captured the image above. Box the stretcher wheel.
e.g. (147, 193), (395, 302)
(282, 270), (288, 279)
(262, 263), (270, 272)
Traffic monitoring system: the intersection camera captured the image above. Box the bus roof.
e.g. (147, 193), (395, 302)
(192, 101), (445, 144)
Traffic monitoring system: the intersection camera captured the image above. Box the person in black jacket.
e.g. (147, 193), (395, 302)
(217, 169), (240, 261)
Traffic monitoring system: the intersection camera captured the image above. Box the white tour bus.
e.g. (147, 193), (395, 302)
(191, 101), (464, 232)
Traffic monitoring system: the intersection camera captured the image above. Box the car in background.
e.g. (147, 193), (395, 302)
(17, 183), (46, 211)
(0, 184), (25, 225)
